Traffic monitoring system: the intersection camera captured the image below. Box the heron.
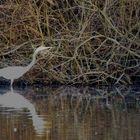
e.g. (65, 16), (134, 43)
(0, 89), (46, 135)
(0, 45), (51, 89)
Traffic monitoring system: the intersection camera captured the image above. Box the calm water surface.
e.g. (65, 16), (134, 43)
(0, 86), (139, 140)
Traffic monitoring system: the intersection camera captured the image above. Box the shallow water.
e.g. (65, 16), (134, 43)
(0, 86), (139, 140)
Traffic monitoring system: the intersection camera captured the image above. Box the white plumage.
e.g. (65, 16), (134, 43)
(0, 45), (51, 88)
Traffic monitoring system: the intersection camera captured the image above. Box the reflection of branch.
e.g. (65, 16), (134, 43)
(115, 87), (125, 98)
(46, 86), (139, 112)
(111, 106), (118, 139)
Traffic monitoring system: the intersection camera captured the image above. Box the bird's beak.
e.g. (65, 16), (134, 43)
(41, 47), (52, 56)
(41, 44), (52, 50)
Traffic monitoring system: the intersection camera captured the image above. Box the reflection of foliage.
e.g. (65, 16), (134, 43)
(0, 85), (139, 139)
(33, 86), (140, 140)
(0, 110), (35, 140)
(0, 0), (140, 84)
(31, 85), (140, 112)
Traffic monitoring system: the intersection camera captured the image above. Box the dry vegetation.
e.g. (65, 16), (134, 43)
(0, 0), (140, 85)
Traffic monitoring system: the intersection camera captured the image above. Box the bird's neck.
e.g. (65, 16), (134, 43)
(26, 52), (37, 70)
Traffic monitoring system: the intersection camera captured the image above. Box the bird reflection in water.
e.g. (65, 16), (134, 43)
(0, 88), (46, 136)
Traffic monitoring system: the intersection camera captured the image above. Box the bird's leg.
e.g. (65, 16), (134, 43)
(10, 79), (14, 92)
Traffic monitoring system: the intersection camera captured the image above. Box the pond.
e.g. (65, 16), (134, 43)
(0, 85), (139, 140)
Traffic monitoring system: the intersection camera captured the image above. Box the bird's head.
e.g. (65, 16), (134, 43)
(35, 45), (51, 54)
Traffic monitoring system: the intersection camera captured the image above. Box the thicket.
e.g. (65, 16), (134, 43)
(0, 0), (140, 85)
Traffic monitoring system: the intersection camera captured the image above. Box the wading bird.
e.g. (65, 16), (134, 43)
(0, 45), (50, 89)
(0, 89), (46, 135)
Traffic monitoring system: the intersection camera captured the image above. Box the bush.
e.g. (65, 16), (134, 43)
(0, 0), (140, 85)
